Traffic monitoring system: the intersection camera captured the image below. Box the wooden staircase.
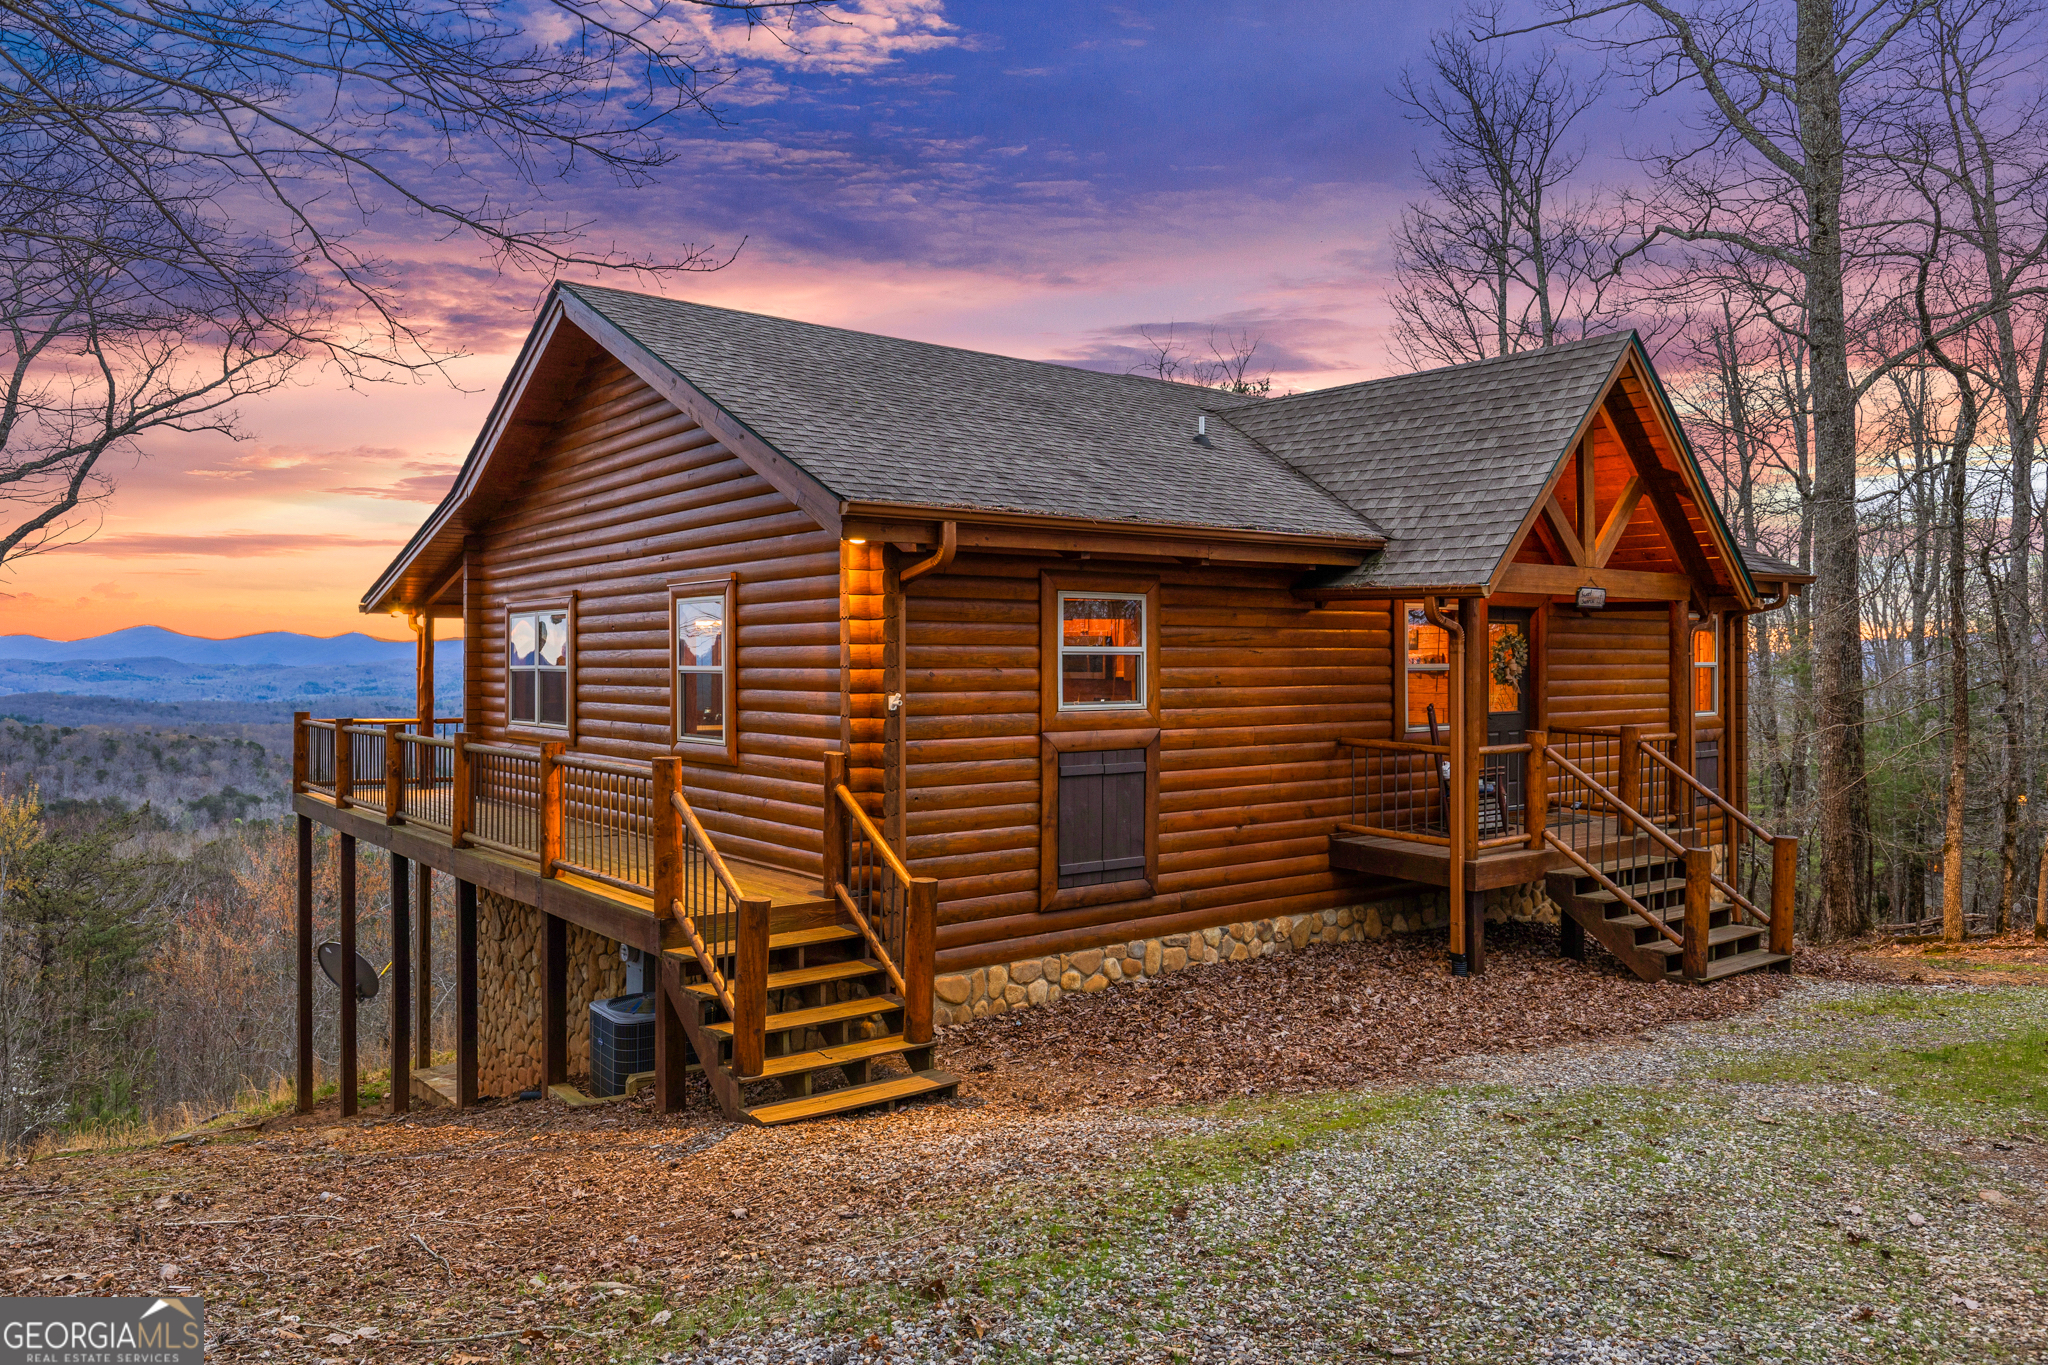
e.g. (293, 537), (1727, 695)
(649, 750), (957, 1126)
(1548, 849), (1790, 984)
(661, 922), (956, 1126)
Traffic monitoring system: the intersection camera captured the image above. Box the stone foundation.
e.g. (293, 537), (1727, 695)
(932, 880), (1564, 1027)
(476, 889), (628, 1099)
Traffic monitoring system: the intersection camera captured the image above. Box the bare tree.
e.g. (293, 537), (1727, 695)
(1128, 325), (1274, 397)
(1389, 19), (1629, 366)
(0, 0), (823, 568)
(1512, 0), (1945, 940)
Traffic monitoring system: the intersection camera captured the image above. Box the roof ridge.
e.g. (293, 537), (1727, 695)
(1241, 332), (1636, 413)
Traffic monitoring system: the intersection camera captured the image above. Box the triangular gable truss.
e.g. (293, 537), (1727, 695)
(1489, 342), (1756, 611)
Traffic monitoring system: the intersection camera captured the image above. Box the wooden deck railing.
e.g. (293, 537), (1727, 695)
(1337, 737), (1535, 849)
(822, 751), (936, 1047)
(1642, 744), (1796, 957)
(1539, 742), (1690, 958)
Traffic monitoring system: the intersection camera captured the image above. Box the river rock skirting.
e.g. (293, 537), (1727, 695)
(476, 889), (628, 1099)
(929, 882), (1560, 1027)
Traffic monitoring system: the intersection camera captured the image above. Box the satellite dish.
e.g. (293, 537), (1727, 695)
(317, 942), (381, 1001)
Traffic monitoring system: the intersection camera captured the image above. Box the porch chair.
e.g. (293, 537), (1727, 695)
(1425, 705), (1509, 838)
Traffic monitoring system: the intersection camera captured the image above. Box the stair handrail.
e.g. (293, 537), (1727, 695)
(821, 750), (936, 1046)
(1637, 745), (1785, 935)
(1541, 744), (1685, 949)
(828, 783), (912, 998)
(664, 784), (744, 1017)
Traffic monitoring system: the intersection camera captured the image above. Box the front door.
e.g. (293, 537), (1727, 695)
(1486, 609), (1532, 746)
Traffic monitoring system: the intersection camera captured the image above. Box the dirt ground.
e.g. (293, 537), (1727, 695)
(0, 924), (2006, 1362)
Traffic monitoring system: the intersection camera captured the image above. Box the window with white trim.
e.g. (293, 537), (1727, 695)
(1404, 604), (1450, 731)
(1693, 621), (1719, 717)
(674, 593), (729, 744)
(1057, 592), (1145, 710)
(508, 609), (569, 727)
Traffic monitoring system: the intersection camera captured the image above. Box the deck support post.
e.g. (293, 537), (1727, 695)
(904, 877), (938, 1046)
(338, 832), (358, 1118)
(652, 757), (681, 939)
(450, 732), (471, 849)
(456, 879), (478, 1107)
(654, 956), (689, 1115)
(1682, 846), (1712, 980)
(295, 814), (314, 1113)
(1465, 888), (1486, 975)
(1559, 908), (1586, 961)
(1770, 835), (1798, 957)
(539, 741), (565, 876)
(414, 865), (433, 1069)
(1619, 724), (1642, 819)
(1524, 731), (1548, 853)
(822, 750), (848, 895)
(543, 912), (568, 1088)
(732, 896), (771, 1080)
(390, 853), (411, 1115)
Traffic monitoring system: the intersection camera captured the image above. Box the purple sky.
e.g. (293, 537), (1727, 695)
(8, 0), (1666, 640)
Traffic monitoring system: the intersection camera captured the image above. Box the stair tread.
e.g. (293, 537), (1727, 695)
(665, 924), (860, 961)
(744, 1070), (958, 1126)
(683, 958), (882, 998)
(1638, 922), (1767, 955)
(701, 993), (902, 1039)
(742, 1032), (918, 1081)
(1582, 877), (1689, 906)
(1677, 949), (1793, 981)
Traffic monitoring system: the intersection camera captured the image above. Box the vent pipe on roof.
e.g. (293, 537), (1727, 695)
(1194, 415), (1211, 447)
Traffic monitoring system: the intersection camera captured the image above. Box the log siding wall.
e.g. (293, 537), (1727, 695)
(465, 355), (841, 875)
(900, 551), (1401, 971)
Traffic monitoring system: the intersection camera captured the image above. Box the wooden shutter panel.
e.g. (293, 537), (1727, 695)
(1058, 748), (1148, 888)
(1694, 737), (1719, 798)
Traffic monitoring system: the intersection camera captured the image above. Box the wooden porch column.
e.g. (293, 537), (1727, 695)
(1460, 595), (1487, 975)
(1669, 601), (1695, 833)
(415, 612), (435, 733)
(542, 912), (568, 1088)
(338, 832), (358, 1118)
(414, 865), (433, 1069)
(295, 814), (314, 1113)
(456, 879), (478, 1107)
(389, 853), (411, 1115)
(539, 741), (565, 877)
(822, 750), (848, 894)
(654, 956), (690, 1115)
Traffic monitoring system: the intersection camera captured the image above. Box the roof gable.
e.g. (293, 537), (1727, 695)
(562, 283), (1382, 543)
(1220, 334), (1634, 593)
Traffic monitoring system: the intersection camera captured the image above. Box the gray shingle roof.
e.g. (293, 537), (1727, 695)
(1216, 335), (1634, 591)
(563, 283), (1380, 542)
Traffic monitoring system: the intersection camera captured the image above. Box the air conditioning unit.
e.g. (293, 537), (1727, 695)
(588, 993), (655, 1097)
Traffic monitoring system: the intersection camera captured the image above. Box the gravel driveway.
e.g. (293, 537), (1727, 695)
(667, 981), (2048, 1365)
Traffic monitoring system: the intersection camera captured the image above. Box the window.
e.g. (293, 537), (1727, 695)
(1058, 592), (1145, 709)
(508, 608), (569, 728)
(1693, 622), (1718, 716)
(675, 597), (727, 743)
(670, 578), (739, 761)
(1056, 748), (1148, 888)
(1405, 605), (1450, 730)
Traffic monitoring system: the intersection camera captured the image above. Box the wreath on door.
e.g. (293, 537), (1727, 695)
(1491, 630), (1530, 688)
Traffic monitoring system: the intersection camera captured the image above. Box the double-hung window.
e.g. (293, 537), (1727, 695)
(1693, 621), (1719, 716)
(1058, 592), (1146, 710)
(1404, 605), (1450, 730)
(675, 595), (728, 743)
(508, 608), (569, 728)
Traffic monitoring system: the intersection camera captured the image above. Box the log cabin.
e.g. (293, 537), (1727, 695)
(289, 282), (1812, 1126)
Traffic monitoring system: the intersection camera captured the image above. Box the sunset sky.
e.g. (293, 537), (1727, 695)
(3, 0), (1655, 643)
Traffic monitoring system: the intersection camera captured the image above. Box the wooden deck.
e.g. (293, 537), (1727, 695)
(294, 786), (832, 954)
(1330, 815), (1704, 892)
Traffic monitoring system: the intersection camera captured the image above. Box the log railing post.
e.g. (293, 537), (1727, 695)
(904, 876), (938, 1045)
(292, 711), (309, 794)
(822, 749), (849, 894)
(334, 718), (356, 809)
(732, 895), (771, 1079)
(1682, 846), (1712, 980)
(652, 756), (682, 946)
(1618, 724), (1641, 817)
(1523, 730), (1548, 852)
(450, 733), (471, 849)
(384, 722), (404, 825)
(539, 740), (565, 876)
(1770, 835), (1798, 957)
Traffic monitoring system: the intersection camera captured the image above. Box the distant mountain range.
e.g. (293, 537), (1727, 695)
(0, 627), (463, 713)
